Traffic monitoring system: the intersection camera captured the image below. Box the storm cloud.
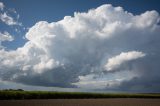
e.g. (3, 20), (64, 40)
(0, 4), (160, 92)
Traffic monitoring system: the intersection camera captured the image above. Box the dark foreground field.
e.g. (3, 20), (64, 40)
(0, 99), (160, 106)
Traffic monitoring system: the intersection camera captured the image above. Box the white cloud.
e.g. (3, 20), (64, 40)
(0, 12), (22, 26)
(133, 11), (159, 29)
(0, 31), (14, 49)
(0, 2), (4, 11)
(32, 56), (59, 73)
(0, 4), (159, 91)
(105, 51), (146, 71)
(0, 31), (14, 42)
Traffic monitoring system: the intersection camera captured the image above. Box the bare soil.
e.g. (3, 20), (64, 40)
(0, 98), (160, 106)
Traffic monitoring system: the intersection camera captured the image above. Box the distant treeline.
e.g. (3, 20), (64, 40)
(2, 89), (24, 91)
(0, 90), (160, 100)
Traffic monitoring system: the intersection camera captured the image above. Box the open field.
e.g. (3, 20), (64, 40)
(0, 99), (160, 106)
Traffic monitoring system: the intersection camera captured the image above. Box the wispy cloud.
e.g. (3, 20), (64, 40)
(0, 2), (22, 26)
(0, 2), (4, 11)
(0, 31), (14, 41)
(0, 12), (22, 26)
(0, 31), (14, 49)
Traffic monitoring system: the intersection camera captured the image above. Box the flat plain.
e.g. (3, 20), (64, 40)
(0, 99), (160, 106)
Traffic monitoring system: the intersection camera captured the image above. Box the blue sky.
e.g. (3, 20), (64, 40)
(0, 0), (160, 92)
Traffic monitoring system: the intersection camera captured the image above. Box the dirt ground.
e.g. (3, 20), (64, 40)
(0, 99), (160, 106)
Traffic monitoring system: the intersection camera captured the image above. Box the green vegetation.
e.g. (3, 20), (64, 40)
(0, 90), (160, 100)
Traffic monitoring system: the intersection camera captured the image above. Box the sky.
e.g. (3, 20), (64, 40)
(0, 0), (160, 92)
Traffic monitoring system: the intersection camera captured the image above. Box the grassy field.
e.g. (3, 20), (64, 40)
(0, 90), (160, 100)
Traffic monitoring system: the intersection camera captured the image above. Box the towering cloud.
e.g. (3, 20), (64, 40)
(0, 4), (160, 92)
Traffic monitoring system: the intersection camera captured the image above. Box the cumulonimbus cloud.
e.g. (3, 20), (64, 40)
(0, 4), (160, 92)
